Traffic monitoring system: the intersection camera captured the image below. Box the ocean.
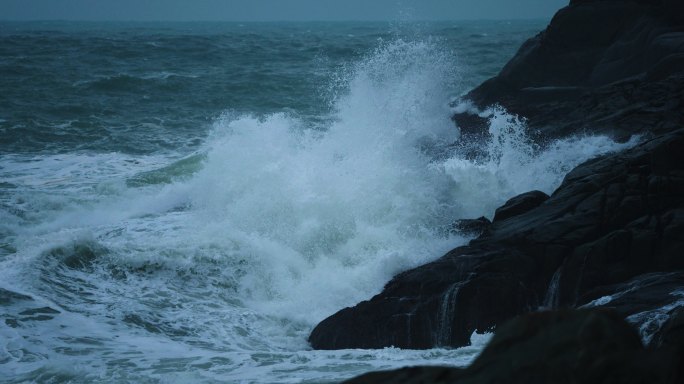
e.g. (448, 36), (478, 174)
(0, 20), (636, 383)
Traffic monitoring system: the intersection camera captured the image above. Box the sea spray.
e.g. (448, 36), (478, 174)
(437, 105), (640, 219)
(0, 24), (643, 383)
(186, 39), (466, 323)
(180, 40), (641, 327)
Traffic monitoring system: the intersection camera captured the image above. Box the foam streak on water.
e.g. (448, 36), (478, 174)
(0, 25), (637, 383)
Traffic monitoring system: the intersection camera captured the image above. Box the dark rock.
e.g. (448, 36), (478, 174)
(344, 366), (465, 384)
(653, 306), (684, 382)
(450, 217), (491, 237)
(492, 190), (549, 222)
(580, 272), (684, 316)
(464, 309), (673, 384)
(458, 0), (684, 141)
(451, 112), (489, 137)
(310, 129), (684, 350)
(309, 244), (539, 349)
(343, 309), (682, 384)
(578, 272), (684, 344)
(653, 306), (684, 350)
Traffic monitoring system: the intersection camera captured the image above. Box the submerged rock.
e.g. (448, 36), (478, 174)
(344, 309), (683, 384)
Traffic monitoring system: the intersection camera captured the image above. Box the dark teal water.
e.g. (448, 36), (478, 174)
(0, 21), (541, 155)
(0, 20), (635, 383)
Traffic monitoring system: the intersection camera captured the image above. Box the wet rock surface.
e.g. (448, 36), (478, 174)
(492, 190), (548, 222)
(454, 0), (684, 142)
(449, 217), (491, 237)
(343, 309), (683, 384)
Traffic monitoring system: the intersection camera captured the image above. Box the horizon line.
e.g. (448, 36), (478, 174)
(0, 17), (550, 23)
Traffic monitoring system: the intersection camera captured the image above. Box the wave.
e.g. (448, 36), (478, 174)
(174, 39), (637, 324)
(0, 34), (643, 383)
(126, 153), (205, 187)
(76, 72), (198, 92)
(3, 37), (639, 329)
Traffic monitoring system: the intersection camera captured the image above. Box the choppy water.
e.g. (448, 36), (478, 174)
(0, 21), (637, 383)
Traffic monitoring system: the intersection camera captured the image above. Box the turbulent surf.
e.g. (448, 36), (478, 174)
(0, 21), (636, 383)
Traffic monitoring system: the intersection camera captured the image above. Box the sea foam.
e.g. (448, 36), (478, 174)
(2, 38), (637, 328)
(0, 34), (640, 384)
(175, 39), (637, 324)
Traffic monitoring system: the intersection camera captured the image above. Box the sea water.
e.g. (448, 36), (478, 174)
(0, 21), (637, 383)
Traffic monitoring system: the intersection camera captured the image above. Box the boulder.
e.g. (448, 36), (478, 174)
(449, 217), (491, 237)
(492, 190), (548, 222)
(653, 306), (684, 351)
(343, 309), (682, 384)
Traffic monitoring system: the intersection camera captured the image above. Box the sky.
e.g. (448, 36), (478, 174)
(1, 0), (569, 21)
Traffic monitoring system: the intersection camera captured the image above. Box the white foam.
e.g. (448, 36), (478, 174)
(0, 35), (643, 384)
(5, 38), (638, 327)
(627, 290), (684, 345)
(436, 106), (639, 218)
(182, 39), (467, 323)
(173, 42), (638, 325)
(582, 295), (614, 307)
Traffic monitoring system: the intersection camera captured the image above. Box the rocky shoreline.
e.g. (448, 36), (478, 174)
(310, 0), (684, 382)
(343, 308), (683, 384)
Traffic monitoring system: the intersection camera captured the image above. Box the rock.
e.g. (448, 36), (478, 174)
(577, 272), (684, 345)
(653, 306), (684, 351)
(310, 129), (684, 350)
(580, 271), (684, 313)
(343, 309), (682, 384)
(464, 309), (673, 384)
(450, 217), (491, 237)
(0, 287), (33, 305)
(451, 112), (489, 137)
(456, 0), (684, 141)
(653, 306), (684, 382)
(310, 243), (540, 349)
(492, 190), (548, 222)
(344, 366), (464, 384)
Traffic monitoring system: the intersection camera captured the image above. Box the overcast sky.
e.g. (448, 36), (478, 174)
(1, 0), (569, 21)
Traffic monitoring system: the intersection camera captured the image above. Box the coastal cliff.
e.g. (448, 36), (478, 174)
(459, 0), (684, 141)
(310, 1), (684, 381)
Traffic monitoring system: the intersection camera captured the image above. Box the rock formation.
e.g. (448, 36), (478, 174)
(310, 129), (684, 349)
(460, 0), (684, 141)
(309, 0), (684, 355)
(343, 309), (683, 384)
